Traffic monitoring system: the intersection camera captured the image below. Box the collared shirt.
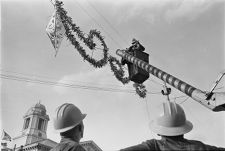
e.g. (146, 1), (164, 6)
(51, 137), (86, 151)
(120, 137), (225, 151)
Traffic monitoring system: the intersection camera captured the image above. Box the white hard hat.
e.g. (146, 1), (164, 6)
(149, 101), (193, 136)
(54, 103), (86, 133)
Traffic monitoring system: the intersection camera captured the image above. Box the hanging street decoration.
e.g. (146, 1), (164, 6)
(54, 0), (108, 68)
(108, 56), (130, 84)
(46, 11), (66, 57)
(133, 83), (147, 98)
(46, 0), (147, 98)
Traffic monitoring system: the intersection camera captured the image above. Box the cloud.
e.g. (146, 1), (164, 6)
(112, 0), (214, 25)
(53, 66), (132, 95)
(111, 0), (171, 25)
(165, 0), (214, 22)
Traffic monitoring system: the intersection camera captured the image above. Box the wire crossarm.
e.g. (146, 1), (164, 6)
(116, 49), (225, 112)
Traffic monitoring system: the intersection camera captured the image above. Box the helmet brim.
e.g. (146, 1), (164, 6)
(56, 114), (86, 133)
(149, 120), (193, 136)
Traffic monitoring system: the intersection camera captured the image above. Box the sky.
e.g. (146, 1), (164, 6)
(1, 0), (225, 150)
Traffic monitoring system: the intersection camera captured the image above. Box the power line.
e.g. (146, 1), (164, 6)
(0, 73), (161, 95)
(72, 0), (123, 48)
(85, 0), (129, 46)
(148, 78), (164, 87)
(148, 78), (189, 102)
(0, 73), (133, 93)
(172, 95), (187, 102)
(179, 97), (189, 105)
(0, 68), (126, 89)
(145, 98), (151, 122)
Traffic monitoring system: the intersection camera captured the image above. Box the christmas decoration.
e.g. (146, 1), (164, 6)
(46, 10), (65, 57)
(46, 0), (147, 98)
(133, 83), (147, 98)
(108, 56), (130, 84)
(56, 1), (108, 68)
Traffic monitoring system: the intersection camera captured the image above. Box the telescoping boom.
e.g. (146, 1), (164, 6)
(116, 49), (225, 112)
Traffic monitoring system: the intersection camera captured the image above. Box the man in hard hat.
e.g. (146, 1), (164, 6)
(120, 101), (225, 151)
(51, 103), (87, 151)
(129, 38), (145, 53)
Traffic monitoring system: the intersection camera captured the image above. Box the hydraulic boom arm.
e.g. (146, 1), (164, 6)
(116, 49), (225, 112)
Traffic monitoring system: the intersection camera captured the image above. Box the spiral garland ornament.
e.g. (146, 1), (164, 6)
(56, 1), (108, 68)
(46, 0), (147, 98)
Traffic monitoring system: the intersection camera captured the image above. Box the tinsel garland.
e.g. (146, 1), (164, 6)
(56, 1), (108, 68)
(54, 1), (147, 98)
(133, 83), (147, 98)
(108, 56), (130, 84)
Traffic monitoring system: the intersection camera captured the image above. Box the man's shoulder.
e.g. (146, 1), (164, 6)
(69, 144), (86, 151)
(143, 139), (158, 144)
(186, 139), (225, 151)
(51, 140), (85, 151)
(120, 139), (158, 151)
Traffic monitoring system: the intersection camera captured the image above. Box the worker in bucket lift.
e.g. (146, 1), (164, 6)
(128, 38), (145, 53)
(121, 38), (145, 65)
(51, 103), (86, 151)
(120, 101), (225, 151)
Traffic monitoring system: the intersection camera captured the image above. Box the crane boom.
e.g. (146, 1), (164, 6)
(116, 49), (225, 112)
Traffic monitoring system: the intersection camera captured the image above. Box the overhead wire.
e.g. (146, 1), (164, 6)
(72, 0), (123, 48)
(172, 95), (188, 104)
(148, 77), (191, 105)
(85, 0), (129, 46)
(178, 97), (189, 105)
(145, 97), (151, 122)
(0, 73), (161, 95)
(171, 95), (188, 100)
(0, 68), (119, 88)
(148, 78), (164, 87)
(180, 97), (201, 124)
(1, 73), (134, 93)
(0, 68), (127, 89)
(215, 86), (224, 91)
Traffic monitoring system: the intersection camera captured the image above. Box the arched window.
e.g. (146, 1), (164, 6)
(38, 118), (44, 130)
(24, 118), (30, 129)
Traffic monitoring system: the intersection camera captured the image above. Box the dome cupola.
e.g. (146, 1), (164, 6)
(21, 101), (49, 145)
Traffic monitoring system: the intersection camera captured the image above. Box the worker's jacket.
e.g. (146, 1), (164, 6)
(120, 137), (225, 151)
(51, 137), (86, 151)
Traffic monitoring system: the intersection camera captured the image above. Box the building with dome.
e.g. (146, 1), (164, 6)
(13, 102), (50, 147)
(4, 102), (102, 151)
